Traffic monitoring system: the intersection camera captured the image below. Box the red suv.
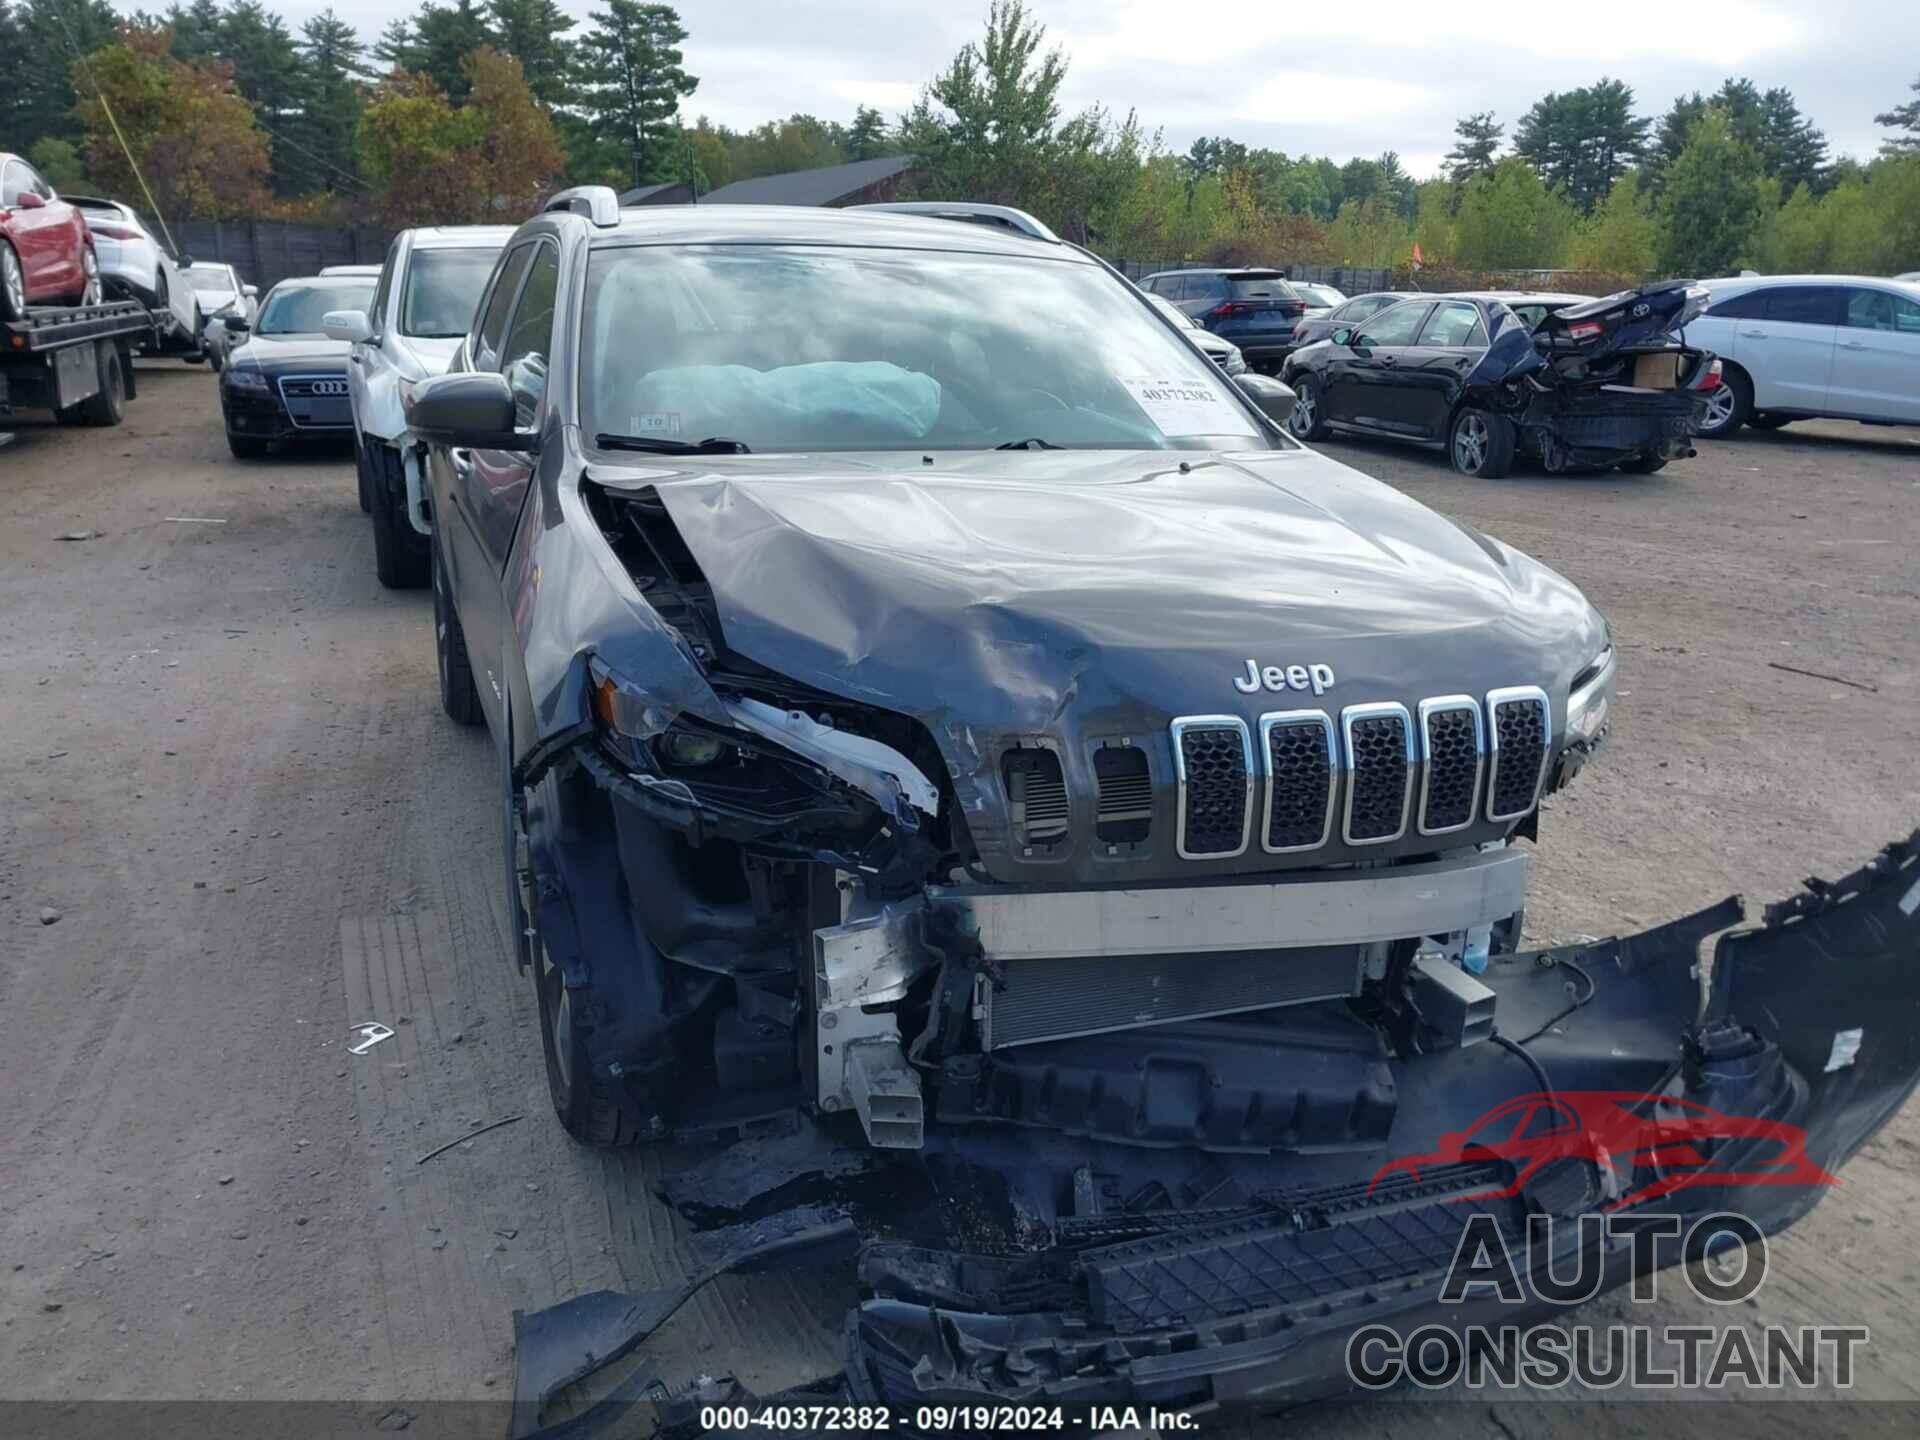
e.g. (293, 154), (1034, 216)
(1, 152), (101, 321)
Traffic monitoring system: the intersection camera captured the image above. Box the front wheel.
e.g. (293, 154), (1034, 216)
(370, 444), (430, 589)
(76, 247), (102, 308)
(1450, 407), (1515, 478)
(1, 244), (26, 321)
(1696, 369), (1751, 439)
(1287, 376), (1329, 440)
(432, 540), (484, 726)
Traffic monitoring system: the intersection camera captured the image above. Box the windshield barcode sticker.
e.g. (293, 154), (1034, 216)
(1121, 376), (1249, 437)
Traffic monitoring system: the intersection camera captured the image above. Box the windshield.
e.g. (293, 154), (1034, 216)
(189, 269), (235, 296)
(581, 245), (1264, 453)
(257, 281), (375, 335)
(400, 247), (501, 339)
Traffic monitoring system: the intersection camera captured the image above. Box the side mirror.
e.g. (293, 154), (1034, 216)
(243, 284), (258, 298)
(322, 309), (372, 344)
(225, 315), (249, 334)
(406, 371), (536, 451)
(15, 191), (46, 210)
(1331, 327), (1352, 346)
(179, 252), (195, 268)
(1232, 373), (1297, 426)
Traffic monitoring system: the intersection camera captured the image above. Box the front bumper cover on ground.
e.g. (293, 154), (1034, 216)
(507, 829), (1920, 1436)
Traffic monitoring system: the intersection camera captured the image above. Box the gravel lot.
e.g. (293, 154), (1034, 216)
(2, 365), (1917, 1431)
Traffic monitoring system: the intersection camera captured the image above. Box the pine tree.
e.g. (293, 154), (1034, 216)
(486, 0), (578, 108)
(411, 0), (498, 102)
(1874, 73), (1920, 153)
(846, 104), (887, 160)
(1656, 109), (1764, 276)
(1443, 111), (1502, 184)
(12, 0), (122, 153)
(1513, 79), (1648, 211)
(579, 1), (697, 189)
(288, 8), (364, 196)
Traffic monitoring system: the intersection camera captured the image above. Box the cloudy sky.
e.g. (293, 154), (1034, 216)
(137, 0), (1920, 174)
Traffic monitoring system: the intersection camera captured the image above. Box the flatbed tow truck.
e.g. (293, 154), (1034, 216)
(1, 299), (156, 445)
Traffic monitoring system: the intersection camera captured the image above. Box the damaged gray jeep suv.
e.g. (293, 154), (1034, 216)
(409, 191), (1920, 1426)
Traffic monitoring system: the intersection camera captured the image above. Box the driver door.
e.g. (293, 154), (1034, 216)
(450, 240), (559, 733)
(1322, 300), (1431, 428)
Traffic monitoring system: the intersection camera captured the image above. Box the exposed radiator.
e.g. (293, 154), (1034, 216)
(982, 944), (1366, 1050)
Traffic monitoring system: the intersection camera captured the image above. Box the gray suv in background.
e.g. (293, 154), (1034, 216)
(1139, 266), (1308, 368)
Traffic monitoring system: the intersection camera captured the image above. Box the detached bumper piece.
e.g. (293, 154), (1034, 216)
(509, 831), (1920, 1437)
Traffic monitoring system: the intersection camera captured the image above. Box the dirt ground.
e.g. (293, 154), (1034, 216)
(2, 365), (1917, 1434)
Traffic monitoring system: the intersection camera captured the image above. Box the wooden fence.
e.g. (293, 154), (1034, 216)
(169, 221), (395, 293)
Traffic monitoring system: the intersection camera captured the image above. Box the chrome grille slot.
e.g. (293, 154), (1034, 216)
(1004, 748), (1070, 850)
(1341, 703), (1413, 845)
(1417, 696), (1484, 835)
(1171, 716), (1253, 859)
(1259, 711), (1336, 853)
(1093, 744), (1152, 845)
(1486, 686), (1550, 822)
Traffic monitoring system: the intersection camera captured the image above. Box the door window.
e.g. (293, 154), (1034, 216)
(1845, 288), (1920, 334)
(1763, 287), (1843, 325)
(1417, 301), (1486, 348)
(498, 243), (560, 427)
(471, 243), (533, 369)
(1354, 302), (1431, 347)
(0, 162), (25, 206)
(368, 239), (400, 337)
(1706, 289), (1768, 320)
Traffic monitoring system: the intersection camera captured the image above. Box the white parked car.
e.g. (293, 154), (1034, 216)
(1686, 274), (1920, 436)
(64, 195), (200, 346)
(323, 225), (513, 587)
(186, 262), (256, 371)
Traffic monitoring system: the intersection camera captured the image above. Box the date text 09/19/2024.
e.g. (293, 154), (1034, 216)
(697, 1405), (1200, 1431)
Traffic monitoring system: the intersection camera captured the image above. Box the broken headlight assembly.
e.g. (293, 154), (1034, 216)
(585, 657), (892, 842)
(1567, 642), (1614, 749)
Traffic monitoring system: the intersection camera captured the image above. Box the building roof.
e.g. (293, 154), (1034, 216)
(701, 154), (916, 207)
(618, 181), (690, 205)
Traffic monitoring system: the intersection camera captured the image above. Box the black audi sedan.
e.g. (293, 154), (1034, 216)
(219, 274), (375, 458)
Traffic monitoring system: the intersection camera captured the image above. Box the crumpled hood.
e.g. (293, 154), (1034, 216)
(619, 447), (1603, 734)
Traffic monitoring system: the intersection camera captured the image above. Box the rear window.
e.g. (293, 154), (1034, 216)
(1229, 274), (1299, 301)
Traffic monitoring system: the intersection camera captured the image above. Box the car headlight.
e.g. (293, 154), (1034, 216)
(224, 367), (270, 393)
(1567, 643), (1615, 748)
(1222, 344), (1247, 375)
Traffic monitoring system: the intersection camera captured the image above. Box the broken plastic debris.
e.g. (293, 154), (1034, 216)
(1824, 1027), (1864, 1074)
(347, 1021), (396, 1055)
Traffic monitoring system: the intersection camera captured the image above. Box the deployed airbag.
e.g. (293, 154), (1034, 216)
(626, 361), (942, 444)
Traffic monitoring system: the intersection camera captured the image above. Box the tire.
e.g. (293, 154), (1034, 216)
(75, 342), (125, 426)
(519, 770), (649, 1147)
(1750, 412), (1792, 431)
(1287, 376), (1330, 440)
(1450, 406), (1515, 478)
(226, 429), (270, 459)
(1, 243), (25, 320)
(70, 246), (102, 308)
(432, 540), (484, 726)
(370, 444), (430, 589)
(1619, 453), (1668, 474)
(1696, 368), (1751, 439)
(354, 438), (374, 513)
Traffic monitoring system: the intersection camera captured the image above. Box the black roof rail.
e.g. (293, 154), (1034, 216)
(853, 202), (1059, 244)
(543, 185), (621, 228)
